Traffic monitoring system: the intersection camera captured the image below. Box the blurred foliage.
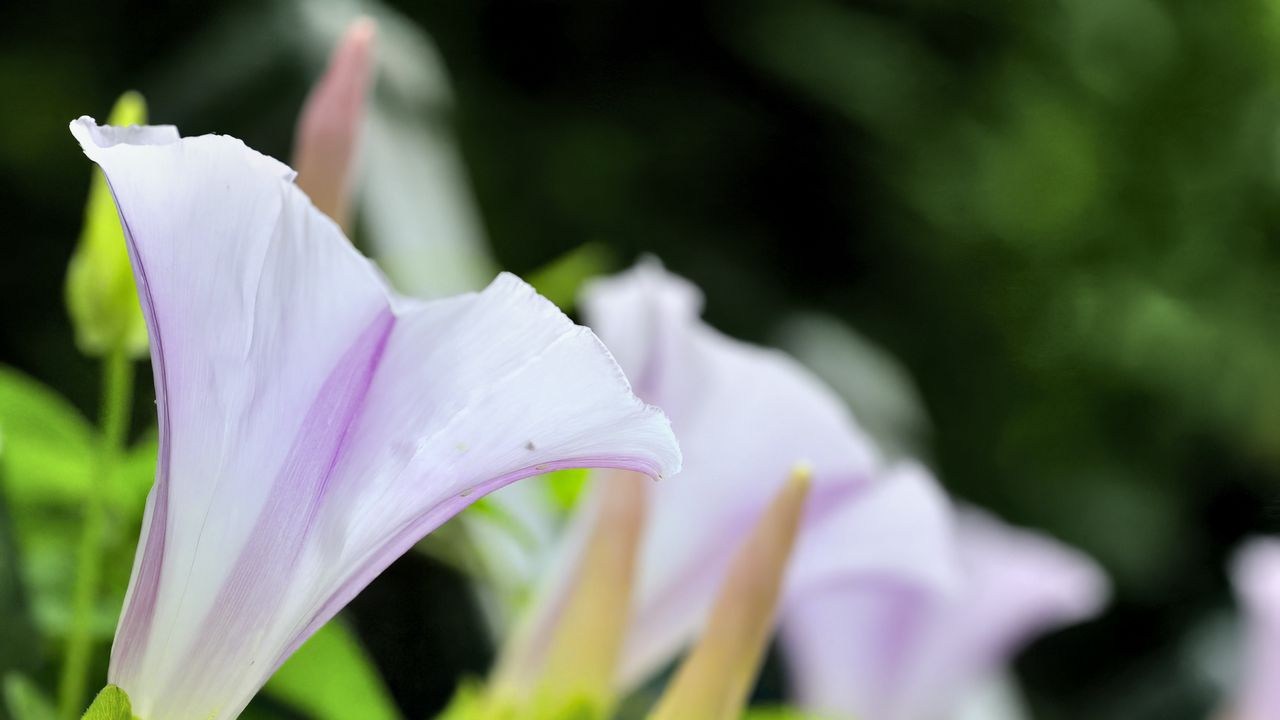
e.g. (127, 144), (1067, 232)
(3, 0), (1280, 719)
(543, 469), (592, 512)
(0, 366), (153, 645)
(436, 682), (602, 720)
(3, 673), (57, 720)
(265, 621), (401, 720)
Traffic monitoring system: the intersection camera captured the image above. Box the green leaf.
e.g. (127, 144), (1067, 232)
(0, 364), (95, 506)
(437, 682), (601, 720)
(3, 673), (57, 720)
(65, 91), (150, 358)
(107, 435), (157, 514)
(79, 685), (134, 720)
(0, 365), (102, 640)
(435, 683), (491, 720)
(264, 619), (401, 720)
(544, 468), (589, 512)
(0, 365), (93, 443)
(0, 365), (156, 641)
(525, 243), (615, 312)
(21, 507), (127, 641)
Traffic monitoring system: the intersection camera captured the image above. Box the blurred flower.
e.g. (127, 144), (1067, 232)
(491, 260), (956, 704)
(775, 312), (929, 459)
(784, 508), (1109, 720)
(293, 0), (496, 297)
(69, 118), (679, 720)
(292, 17), (376, 231)
(150, 0), (495, 296)
(1228, 538), (1280, 720)
(64, 91), (150, 358)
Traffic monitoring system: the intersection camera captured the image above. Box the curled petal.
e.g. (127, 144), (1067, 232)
(784, 507), (1107, 720)
(70, 117), (678, 720)
(781, 464), (957, 720)
(784, 461), (958, 599)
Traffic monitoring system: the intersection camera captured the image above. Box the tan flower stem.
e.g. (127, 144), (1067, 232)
(648, 467), (812, 720)
(531, 471), (649, 716)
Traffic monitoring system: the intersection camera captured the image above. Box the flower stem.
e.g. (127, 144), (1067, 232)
(57, 349), (134, 719)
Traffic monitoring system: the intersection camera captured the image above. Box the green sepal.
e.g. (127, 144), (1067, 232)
(80, 685), (136, 720)
(65, 91), (150, 358)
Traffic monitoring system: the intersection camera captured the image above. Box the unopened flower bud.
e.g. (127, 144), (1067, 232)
(65, 91), (149, 358)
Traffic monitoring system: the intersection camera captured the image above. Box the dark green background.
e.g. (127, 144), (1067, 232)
(4, 1), (1279, 718)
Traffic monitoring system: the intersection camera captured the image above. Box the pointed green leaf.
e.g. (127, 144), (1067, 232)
(264, 619), (401, 720)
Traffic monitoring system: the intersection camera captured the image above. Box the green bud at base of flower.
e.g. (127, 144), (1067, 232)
(80, 685), (139, 720)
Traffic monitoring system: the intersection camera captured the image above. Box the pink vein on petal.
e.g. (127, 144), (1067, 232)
(163, 307), (395, 702)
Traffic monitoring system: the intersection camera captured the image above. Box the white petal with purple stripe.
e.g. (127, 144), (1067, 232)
(71, 117), (680, 720)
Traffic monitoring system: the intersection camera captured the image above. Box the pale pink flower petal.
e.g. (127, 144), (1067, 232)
(586, 261), (882, 688)
(499, 260), (909, 693)
(785, 508), (1108, 720)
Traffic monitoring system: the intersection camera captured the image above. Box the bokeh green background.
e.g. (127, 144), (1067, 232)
(3, 0), (1280, 718)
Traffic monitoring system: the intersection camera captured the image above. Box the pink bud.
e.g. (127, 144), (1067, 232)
(293, 18), (377, 231)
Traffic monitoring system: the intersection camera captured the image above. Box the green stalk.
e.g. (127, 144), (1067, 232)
(58, 349), (134, 719)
